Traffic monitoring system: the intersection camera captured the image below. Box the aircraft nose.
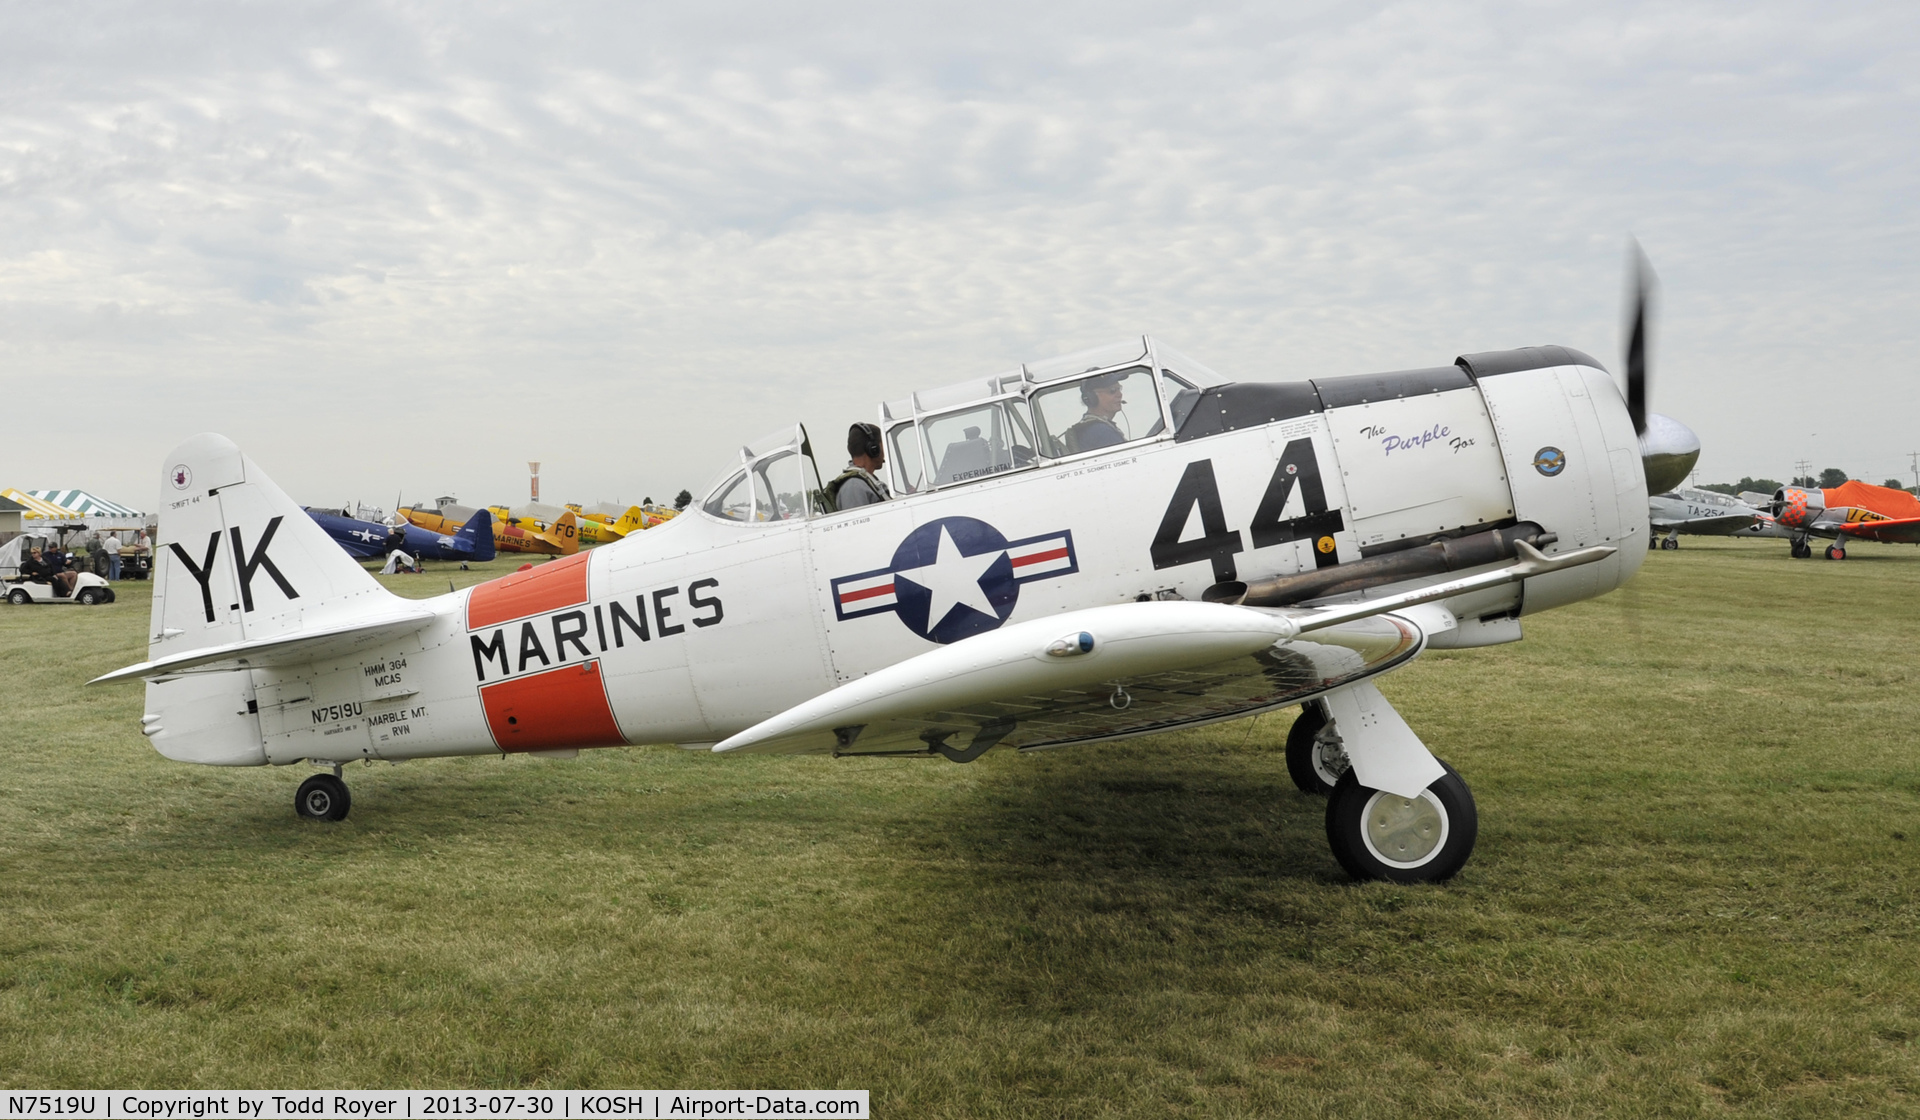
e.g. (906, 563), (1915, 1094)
(1640, 412), (1699, 495)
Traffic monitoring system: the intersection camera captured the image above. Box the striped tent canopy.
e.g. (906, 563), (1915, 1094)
(25, 488), (144, 517)
(1, 488), (87, 520)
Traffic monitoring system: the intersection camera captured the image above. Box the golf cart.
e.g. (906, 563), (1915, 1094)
(3, 571), (116, 605)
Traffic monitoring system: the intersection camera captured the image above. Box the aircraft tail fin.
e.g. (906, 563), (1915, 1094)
(552, 510), (581, 555)
(612, 505), (647, 536)
(138, 434), (405, 664)
(457, 508), (497, 562)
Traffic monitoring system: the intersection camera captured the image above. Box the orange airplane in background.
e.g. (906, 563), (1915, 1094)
(401, 503), (580, 556)
(1771, 479), (1920, 559)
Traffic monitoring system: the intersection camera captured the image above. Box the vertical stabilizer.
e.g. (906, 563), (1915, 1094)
(150, 433), (399, 660)
(458, 509), (497, 562)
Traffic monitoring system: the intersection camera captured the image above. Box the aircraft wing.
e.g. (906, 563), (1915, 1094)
(713, 601), (1405, 758)
(715, 542), (1613, 759)
(1835, 516), (1920, 544)
(1675, 511), (1761, 535)
(90, 607), (437, 684)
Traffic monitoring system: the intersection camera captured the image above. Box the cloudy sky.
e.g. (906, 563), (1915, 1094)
(4, 1), (1917, 513)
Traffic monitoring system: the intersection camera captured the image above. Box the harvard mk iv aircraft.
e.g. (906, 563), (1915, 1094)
(1767, 479), (1920, 560)
(93, 273), (1696, 883)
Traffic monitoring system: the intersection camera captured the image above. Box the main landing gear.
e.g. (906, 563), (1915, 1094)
(1791, 536), (1813, 559)
(1825, 544), (1847, 561)
(1284, 684), (1479, 883)
(296, 768), (352, 821)
(1285, 700), (1349, 796)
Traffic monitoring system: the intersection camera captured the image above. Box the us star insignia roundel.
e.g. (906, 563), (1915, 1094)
(831, 516), (1079, 644)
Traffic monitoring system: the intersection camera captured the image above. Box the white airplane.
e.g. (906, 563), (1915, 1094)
(1646, 485), (1763, 549)
(93, 286), (1696, 884)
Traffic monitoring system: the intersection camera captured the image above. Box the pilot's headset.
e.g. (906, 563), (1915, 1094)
(1081, 373), (1122, 407)
(848, 422), (883, 462)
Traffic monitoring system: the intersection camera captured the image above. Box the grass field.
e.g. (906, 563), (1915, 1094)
(2, 538), (1917, 1116)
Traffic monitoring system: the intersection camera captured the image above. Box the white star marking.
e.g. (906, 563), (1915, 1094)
(893, 526), (1003, 632)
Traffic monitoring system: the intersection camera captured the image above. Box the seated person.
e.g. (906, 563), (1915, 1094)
(1065, 374), (1127, 453)
(19, 547), (55, 584)
(829, 422), (892, 510)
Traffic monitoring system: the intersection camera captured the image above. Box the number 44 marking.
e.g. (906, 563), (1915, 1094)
(1149, 439), (1345, 583)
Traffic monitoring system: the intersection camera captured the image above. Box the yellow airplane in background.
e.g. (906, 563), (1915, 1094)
(403, 503), (580, 556)
(566, 502), (678, 544)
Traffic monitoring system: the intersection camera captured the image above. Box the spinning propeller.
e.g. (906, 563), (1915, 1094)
(1625, 240), (1700, 495)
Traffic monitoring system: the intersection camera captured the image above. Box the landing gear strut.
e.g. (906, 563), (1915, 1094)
(296, 772), (351, 821)
(1292, 682), (1479, 882)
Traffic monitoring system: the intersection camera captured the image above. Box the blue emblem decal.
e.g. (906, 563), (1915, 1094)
(831, 516), (1079, 644)
(1533, 446), (1567, 477)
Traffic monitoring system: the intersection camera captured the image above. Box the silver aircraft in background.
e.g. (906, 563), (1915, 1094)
(1646, 485), (1763, 550)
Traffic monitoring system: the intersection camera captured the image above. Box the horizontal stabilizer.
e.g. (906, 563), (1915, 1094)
(91, 606), (435, 684)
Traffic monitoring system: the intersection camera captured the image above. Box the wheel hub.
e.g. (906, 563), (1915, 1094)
(1362, 790), (1448, 867)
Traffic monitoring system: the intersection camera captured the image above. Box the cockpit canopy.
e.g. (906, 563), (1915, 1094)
(879, 336), (1225, 497)
(699, 337), (1229, 522)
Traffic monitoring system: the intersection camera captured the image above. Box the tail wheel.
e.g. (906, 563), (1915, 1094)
(295, 774), (352, 822)
(1325, 761), (1478, 883)
(1285, 701), (1348, 796)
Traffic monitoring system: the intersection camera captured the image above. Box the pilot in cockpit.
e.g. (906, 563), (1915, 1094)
(1065, 373), (1127, 453)
(828, 422), (893, 511)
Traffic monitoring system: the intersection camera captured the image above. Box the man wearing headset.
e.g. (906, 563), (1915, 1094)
(828, 422), (893, 511)
(1065, 372), (1128, 453)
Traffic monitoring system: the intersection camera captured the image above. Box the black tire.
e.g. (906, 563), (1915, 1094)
(1826, 545), (1846, 560)
(1660, 537), (1679, 550)
(1325, 760), (1477, 883)
(7, 588), (29, 605)
(295, 774), (351, 822)
(1791, 541), (1811, 559)
(1285, 701), (1348, 796)
(103, 589), (116, 603)
(76, 588), (101, 605)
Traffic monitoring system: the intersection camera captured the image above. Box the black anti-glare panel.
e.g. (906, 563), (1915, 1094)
(1311, 366), (1472, 409)
(1173, 381), (1323, 442)
(1455, 345), (1604, 378)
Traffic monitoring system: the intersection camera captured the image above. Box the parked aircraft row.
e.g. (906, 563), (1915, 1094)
(303, 507), (496, 563)
(1644, 480), (1920, 560)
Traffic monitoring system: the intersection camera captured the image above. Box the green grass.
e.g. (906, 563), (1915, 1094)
(2, 539), (1917, 1116)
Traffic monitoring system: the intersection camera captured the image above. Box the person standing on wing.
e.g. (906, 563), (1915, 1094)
(829, 422), (892, 511)
(1065, 373), (1127, 453)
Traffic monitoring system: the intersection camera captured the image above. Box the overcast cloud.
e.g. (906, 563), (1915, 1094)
(4, 1), (1917, 510)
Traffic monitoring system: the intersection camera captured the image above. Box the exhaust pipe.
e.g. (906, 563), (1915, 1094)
(1203, 523), (1558, 608)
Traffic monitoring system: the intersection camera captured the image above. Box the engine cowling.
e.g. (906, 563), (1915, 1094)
(1773, 487), (1825, 530)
